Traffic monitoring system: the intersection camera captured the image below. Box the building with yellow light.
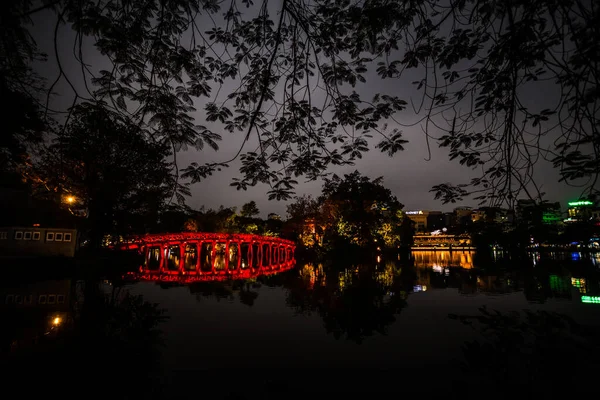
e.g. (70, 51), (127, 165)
(404, 210), (442, 232)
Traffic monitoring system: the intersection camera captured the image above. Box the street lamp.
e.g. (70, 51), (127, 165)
(65, 195), (75, 204)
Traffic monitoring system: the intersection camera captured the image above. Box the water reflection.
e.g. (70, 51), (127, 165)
(3, 250), (600, 395)
(120, 250), (600, 344)
(2, 276), (168, 397)
(451, 307), (600, 394)
(285, 261), (409, 343)
(412, 250), (474, 269)
(124, 255), (296, 284)
(1, 279), (73, 354)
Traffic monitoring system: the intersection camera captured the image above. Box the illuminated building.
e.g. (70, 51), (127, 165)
(571, 277), (587, 294)
(541, 202), (562, 225)
(300, 218), (324, 246)
(549, 274), (571, 298)
(581, 296), (600, 304)
(471, 209), (486, 223)
(566, 200), (597, 222)
(454, 206), (472, 217)
(0, 226), (78, 257)
(412, 234), (473, 249)
(471, 207), (513, 224)
(516, 200), (563, 227)
(405, 210), (442, 232)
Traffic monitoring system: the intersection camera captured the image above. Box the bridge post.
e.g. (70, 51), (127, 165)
(179, 243), (184, 274)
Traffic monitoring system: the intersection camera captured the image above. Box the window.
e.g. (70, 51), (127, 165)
(0, 232), (7, 240)
(262, 244), (270, 267)
(228, 242), (239, 270)
(47, 295), (56, 305)
(147, 247), (161, 270)
(23, 232), (32, 240)
(183, 244), (198, 271)
(200, 242), (213, 272)
(33, 232), (41, 240)
(271, 245), (278, 264)
(240, 243), (250, 269)
(214, 242), (226, 271)
(55, 233), (63, 241)
(167, 245), (181, 271)
(38, 295), (47, 304)
(57, 295), (65, 304)
(14, 231), (23, 240)
(46, 232), (55, 241)
(63, 233), (72, 242)
(5, 295), (14, 304)
(252, 243), (261, 268)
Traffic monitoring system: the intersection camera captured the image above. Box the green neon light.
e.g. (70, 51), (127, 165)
(568, 200), (593, 206)
(581, 296), (600, 304)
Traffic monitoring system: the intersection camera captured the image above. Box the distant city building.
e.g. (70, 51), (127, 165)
(541, 202), (562, 225)
(405, 210), (442, 232)
(471, 207), (512, 225)
(516, 199), (565, 228)
(443, 212), (455, 228)
(516, 199), (537, 223)
(453, 206), (473, 227)
(426, 211), (444, 231)
(471, 209), (486, 223)
(566, 199), (597, 223)
(454, 206), (473, 219)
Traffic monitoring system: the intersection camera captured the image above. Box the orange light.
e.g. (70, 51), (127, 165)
(33, 223), (40, 227)
(65, 196), (75, 204)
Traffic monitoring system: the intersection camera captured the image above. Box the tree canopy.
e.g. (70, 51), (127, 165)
(39, 103), (176, 244)
(240, 200), (260, 217)
(3, 0), (599, 211)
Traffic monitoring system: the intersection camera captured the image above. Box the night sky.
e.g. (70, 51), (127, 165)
(29, 7), (587, 218)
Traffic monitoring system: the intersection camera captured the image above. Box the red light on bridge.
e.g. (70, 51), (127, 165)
(117, 232), (296, 276)
(123, 260), (295, 284)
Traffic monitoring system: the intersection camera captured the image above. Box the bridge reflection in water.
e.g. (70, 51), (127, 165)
(123, 233), (296, 283)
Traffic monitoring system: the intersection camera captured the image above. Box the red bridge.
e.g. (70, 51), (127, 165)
(121, 233), (296, 282)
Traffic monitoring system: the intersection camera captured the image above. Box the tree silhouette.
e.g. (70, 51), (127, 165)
(319, 171), (404, 247)
(39, 103), (177, 246)
(240, 201), (260, 218)
(3, 0), (599, 206)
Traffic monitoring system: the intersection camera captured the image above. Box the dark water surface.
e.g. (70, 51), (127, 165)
(3, 250), (600, 397)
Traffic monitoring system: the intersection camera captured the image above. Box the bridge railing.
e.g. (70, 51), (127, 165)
(133, 233), (295, 276)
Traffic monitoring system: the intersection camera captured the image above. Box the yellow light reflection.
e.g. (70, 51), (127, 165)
(52, 317), (61, 326)
(412, 251), (474, 269)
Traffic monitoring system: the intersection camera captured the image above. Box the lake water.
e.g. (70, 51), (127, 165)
(3, 250), (600, 397)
